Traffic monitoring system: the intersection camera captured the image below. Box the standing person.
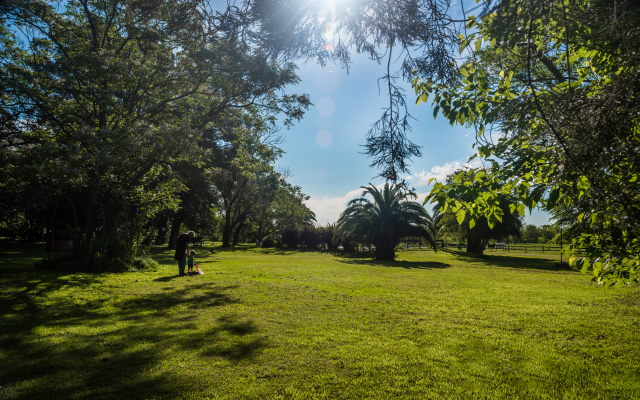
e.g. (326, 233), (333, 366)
(186, 250), (196, 274)
(174, 231), (195, 276)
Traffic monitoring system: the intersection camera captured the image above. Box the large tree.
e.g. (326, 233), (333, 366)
(336, 183), (436, 260)
(418, 0), (640, 285)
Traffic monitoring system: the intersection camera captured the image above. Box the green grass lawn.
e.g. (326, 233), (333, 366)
(1, 242), (639, 399)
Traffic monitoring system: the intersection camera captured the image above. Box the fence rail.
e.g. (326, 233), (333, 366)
(396, 240), (597, 255)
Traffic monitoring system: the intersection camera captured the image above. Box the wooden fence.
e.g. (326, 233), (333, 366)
(397, 240), (595, 254)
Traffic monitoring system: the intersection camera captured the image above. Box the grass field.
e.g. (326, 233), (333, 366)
(1, 242), (639, 399)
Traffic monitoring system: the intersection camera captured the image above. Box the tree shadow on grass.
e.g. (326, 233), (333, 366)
(442, 249), (579, 273)
(0, 268), (267, 400)
(327, 250), (375, 259)
(337, 258), (453, 270)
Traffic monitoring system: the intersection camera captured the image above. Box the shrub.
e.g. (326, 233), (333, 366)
(280, 227), (299, 248)
(319, 223), (339, 250)
(130, 257), (160, 271)
(300, 225), (320, 249)
(35, 234), (157, 273)
(261, 236), (276, 248)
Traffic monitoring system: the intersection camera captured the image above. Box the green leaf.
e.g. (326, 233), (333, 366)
(469, 219), (476, 229)
(456, 209), (466, 225)
(581, 259), (591, 274)
(517, 204), (525, 217)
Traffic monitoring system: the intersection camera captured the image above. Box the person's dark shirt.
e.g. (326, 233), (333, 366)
(176, 233), (191, 250)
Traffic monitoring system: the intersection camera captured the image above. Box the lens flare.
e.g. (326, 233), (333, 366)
(321, 22), (336, 42)
(316, 130), (332, 147)
(317, 97), (336, 117)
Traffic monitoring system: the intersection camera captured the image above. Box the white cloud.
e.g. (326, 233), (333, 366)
(305, 184), (385, 225)
(411, 158), (482, 186)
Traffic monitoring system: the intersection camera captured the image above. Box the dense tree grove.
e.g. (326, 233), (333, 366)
(0, 0), (311, 268)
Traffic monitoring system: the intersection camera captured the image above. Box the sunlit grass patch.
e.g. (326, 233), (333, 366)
(1, 242), (639, 399)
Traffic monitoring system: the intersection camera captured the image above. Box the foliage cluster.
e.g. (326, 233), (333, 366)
(0, 0), (313, 267)
(35, 235), (158, 273)
(416, 0), (640, 285)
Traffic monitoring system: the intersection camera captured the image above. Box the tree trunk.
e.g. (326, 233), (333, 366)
(232, 223), (243, 246)
(466, 235), (484, 255)
(222, 208), (233, 247)
(85, 199), (97, 240)
(155, 215), (168, 245)
(373, 240), (396, 260)
(168, 216), (183, 248)
(257, 218), (264, 243)
(103, 203), (118, 244)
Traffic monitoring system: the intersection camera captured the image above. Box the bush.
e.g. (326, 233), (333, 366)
(319, 223), (339, 250)
(261, 236), (276, 248)
(35, 235), (157, 273)
(130, 257), (160, 271)
(280, 227), (299, 248)
(300, 225), (320, 249)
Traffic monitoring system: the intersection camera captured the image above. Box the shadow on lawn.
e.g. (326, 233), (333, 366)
(442, 249), (579, 273)
(326, 247), (577, 273)
(337, 258), (453, 270)
(0, 262), (266, 400)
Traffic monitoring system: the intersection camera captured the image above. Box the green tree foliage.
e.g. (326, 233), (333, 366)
(432, 171), (524, 254)
(1, 0), (310, 254)
(269, 182), (316, 233)
(209, 130), (282, 247)
(336, 183), (436, 260)
(417, 0), (640, 286)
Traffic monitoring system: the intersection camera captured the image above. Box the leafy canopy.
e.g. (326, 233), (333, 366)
(415, 0), (640, 286)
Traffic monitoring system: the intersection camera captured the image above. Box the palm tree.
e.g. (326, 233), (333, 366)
(335, 183), (437, 260)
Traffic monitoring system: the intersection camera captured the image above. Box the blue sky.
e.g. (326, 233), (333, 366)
(275, 52), (552, 226)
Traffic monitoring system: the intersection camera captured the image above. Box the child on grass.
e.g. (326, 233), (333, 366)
(187, 250), (196, 274)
